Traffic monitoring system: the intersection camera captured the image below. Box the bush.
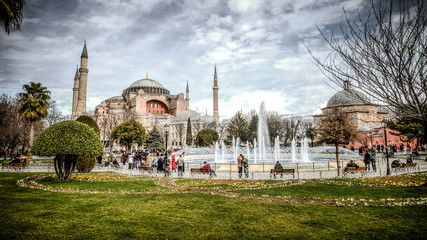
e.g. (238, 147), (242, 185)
(76, 156), (96, 173)
(76, 115), (100, 134)
(32, 121), (103, 180)
(195, 129), (219, 147)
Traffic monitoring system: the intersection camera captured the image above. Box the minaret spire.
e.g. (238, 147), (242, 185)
(213, 64), (219, 121)
(185, 80), (190, 110)
(71, 65), (80, 120)
(75, 41), (89, 118)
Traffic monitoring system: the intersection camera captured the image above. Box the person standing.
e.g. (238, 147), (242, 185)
(177, 154), (185, 177)
(128, 154), (134, 170)
(237, 154), (243, 178)
(370, 150), (376, 171)
(171, 154), (177, 172)
(363, 151), (371, 170)
(182, 152), (186, 173)
(242, 155), (249, 178)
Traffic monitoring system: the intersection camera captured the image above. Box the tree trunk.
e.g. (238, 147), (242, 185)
(27, 122), (35, 161)
(336, 144), (341, 177)
(54, 154), (77, 181)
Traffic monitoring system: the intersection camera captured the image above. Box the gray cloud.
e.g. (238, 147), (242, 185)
(0, 0), (368, 118)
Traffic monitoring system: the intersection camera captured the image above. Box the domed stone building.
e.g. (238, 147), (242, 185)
(314, 81), (388, 148)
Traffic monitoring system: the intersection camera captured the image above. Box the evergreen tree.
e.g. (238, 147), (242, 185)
(226, 111), (248, 142)
(247, 115), (258, 143)
(186, 118), (193, 146)
(144, 127), (164, 150)
(317, 108), (357, 176)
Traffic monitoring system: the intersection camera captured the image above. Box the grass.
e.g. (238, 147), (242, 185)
(233, 181), (427, 200)
(1, 172), (426, 239)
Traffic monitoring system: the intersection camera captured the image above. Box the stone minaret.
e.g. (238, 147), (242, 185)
(185, 80), (190, 110)
(76, 41), (89, 118)
(71, 65), (80, 120)
(213, 64), (219, 121)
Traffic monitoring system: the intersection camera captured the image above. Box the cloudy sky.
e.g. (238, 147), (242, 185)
(0, 0), (368, 119)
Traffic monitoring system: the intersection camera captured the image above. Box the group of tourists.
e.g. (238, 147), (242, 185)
(102, 150), (187, 176)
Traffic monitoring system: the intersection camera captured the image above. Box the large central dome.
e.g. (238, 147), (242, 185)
(123, 75), (170, 95)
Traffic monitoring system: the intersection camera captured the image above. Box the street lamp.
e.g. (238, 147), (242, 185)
(164, 123), (170, 167)
(382, 119), (390, 175)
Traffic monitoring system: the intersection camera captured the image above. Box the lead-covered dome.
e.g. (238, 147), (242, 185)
(326, 81), (371, 108)
(174, 110), (202, 123)
(123, 75), (170, 95)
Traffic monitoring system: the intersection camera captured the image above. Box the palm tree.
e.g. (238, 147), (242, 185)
(0, 0), (25, 34)
(19, 82), (51, 154)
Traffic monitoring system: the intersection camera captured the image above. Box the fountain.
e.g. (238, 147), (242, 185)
(176, 102), (361, 163)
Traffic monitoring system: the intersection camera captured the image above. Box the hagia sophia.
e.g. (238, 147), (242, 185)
(71, 42), (219, 149)
(71, 42), (412, 150)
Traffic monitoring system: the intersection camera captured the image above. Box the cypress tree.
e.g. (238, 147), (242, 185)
(186, 117), (193, 146)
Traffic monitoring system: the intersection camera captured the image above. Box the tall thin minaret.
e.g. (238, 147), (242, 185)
(185, 80), (190, 110)
(213, 64), (219, 121)
(71, 65), (80, 120)
(76, 41), (89, 118)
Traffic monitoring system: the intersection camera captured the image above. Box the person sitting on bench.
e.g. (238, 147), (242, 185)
(201, 161), (216, 176)
(344, 160), (359, 172)
(274, 161), (283, 170)
(391, 159), (403, 168)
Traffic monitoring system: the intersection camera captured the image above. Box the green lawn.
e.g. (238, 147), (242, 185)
(1, 172), (426, 239)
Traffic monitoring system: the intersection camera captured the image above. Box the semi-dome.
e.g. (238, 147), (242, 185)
(174, 110), (202, 122)
(326, 81), (371, 108)
(122, 75), (170, 95)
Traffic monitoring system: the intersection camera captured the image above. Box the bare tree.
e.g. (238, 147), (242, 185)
(175, 123), (185, 147)
(0, 94), (29, 159)
(266, 111), (285, 144)
(96, 115), (119, 149)
(282, 116), (303, 146)
(307, 0), (427, 141)
(45, 100), (66, 126)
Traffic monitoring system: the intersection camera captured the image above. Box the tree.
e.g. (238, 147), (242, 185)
(110, 120), (146, 151)
(18, 82), (51, 156)
(305, 127), (317, 147)
(144, 127), (164, 150)
(31, 121), (103, 181)
(45, 100), (66, 126)
(0, 0), (25, 34)
(266, 111), (284, 144)
(387, 118), (424, 150)
(226, 111), (248, 142)
(76, 115), (100, 135)
(186, 118), (193, 147)
(247, 114), (258, 143)
(317, 108), (357, 176)
(308, 0), (427, 142)
(97, 115), (119, 149)
(0, 94), (29, 159)
(195, 128), (219, 147)
(282, 116), (303, 146)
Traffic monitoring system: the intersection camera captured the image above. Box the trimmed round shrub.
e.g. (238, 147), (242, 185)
(76, 156), (96, 173)
(32, 121), (103, 180)
(75, 115), (100, 134)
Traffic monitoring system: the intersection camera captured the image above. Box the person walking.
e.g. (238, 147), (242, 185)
(171, 154), (177, 172)
(237, 154), (243, 178)
(177, 154), (185, 177)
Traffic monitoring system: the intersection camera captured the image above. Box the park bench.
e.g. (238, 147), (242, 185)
(270, 169), (295, 179)
(2, 163), (23, 170)
(345, 166), (367, 175)
(190, 168), (211, 176)
(139, 166), (153, 173)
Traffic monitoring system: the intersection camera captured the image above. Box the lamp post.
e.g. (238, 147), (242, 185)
(382, 119), (390, 175)
(164, 123), (170, 169)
